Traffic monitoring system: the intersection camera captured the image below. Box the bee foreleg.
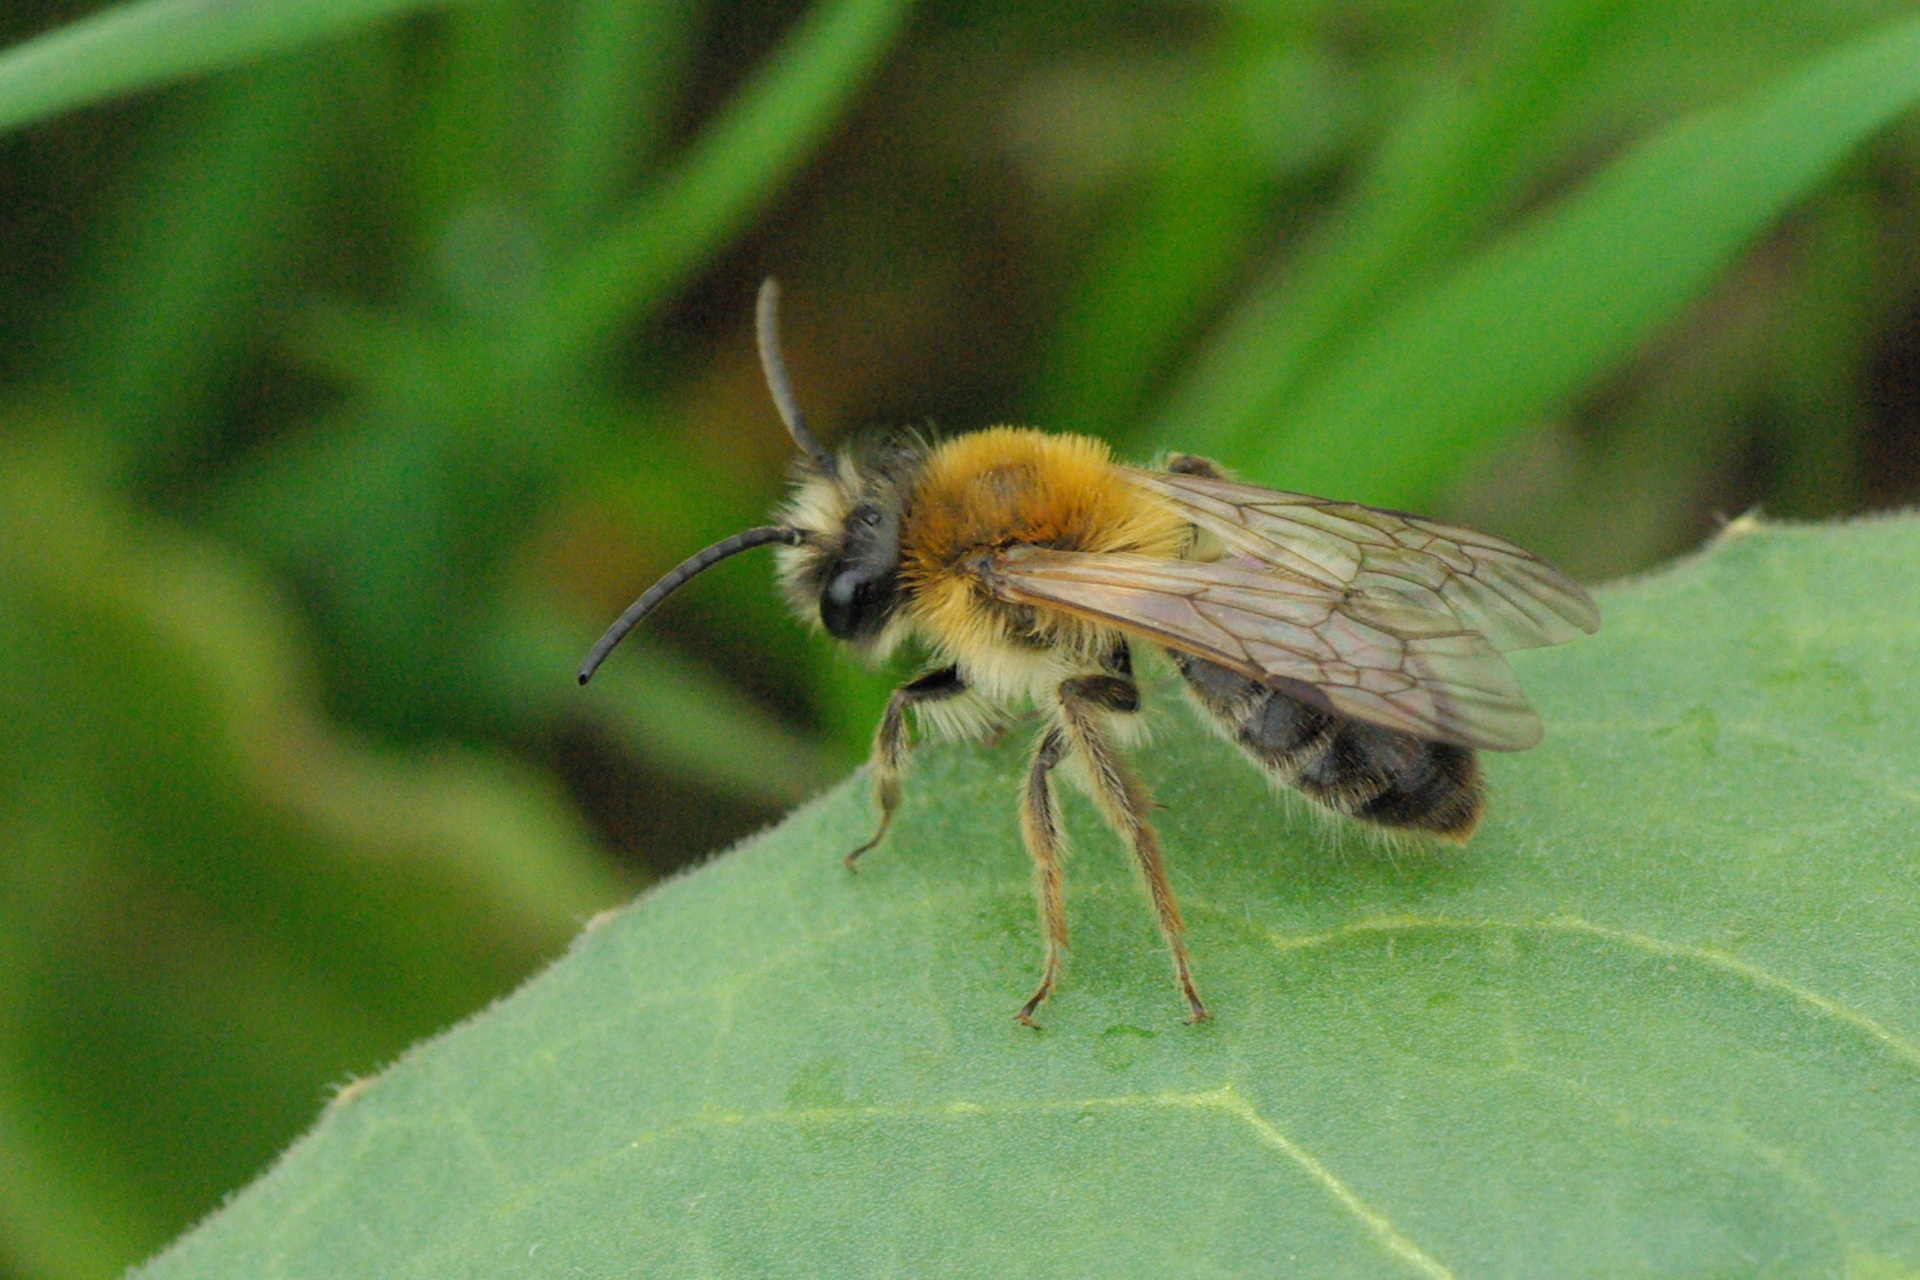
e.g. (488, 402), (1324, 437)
(846, 665), (965, 869)
(1017, 727), (1070, 1028)
(1057, 675), (1209, 1024)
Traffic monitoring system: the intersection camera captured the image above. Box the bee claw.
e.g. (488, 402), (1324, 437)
(1021, 982), (1052, 1028)
(843, 825), (887, 871)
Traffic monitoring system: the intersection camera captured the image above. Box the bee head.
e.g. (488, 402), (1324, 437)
(577, 280), (913, 685)
(774, 442), (922, 649)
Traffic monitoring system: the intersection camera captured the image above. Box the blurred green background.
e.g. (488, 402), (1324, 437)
(4, 0), (1920, 1275)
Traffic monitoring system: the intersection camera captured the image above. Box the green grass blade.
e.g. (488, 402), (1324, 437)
(1225, 12), (1920, 506)
(132, 514), (1920, 1276)
(395, 0), (549, 276)
(57, 50), (356, 481)
(544, 0), (701, 234)
(539, 0), (913, 362)
(0, 0), (465, 135)
(1156, 0), (1639, 460)
(1034, 47), (1291, 445)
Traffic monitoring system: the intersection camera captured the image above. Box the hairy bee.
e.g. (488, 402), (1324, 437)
(580, 281), (1600, 1026)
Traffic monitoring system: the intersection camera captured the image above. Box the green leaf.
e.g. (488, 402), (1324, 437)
(0, 0), (464, 136)
(136, 514), (1920, 1275)
(1174, 11), (1920, 508)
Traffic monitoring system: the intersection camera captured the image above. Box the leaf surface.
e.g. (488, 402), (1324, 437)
(140, 516), (1920, 1277)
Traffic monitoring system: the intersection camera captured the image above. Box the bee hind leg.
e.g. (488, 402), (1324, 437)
(1017, 727), (1071, 1027)
(1057, 673), (1209, 1024)
(847, 665), (965, 869)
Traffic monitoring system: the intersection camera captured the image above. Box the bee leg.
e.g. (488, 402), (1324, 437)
(1016, 727), (1071, 1028)
(1165, 453), (1231, 480)
(1058, 674), (1210, 1024)
(846, 665), (965, 869)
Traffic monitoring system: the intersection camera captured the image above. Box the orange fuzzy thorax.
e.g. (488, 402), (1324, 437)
(899, 427), (1190, 675)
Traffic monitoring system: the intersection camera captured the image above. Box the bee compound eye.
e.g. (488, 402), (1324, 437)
(820, 568), (866, 638)
(827, 568), (861, 606)
(820, 564), (895, 640)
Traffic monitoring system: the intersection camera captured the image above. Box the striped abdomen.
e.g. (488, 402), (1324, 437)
(1169, 651), (1482, 840)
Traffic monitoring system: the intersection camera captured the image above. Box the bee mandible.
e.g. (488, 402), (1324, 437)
(580, 281), (1600, 1026)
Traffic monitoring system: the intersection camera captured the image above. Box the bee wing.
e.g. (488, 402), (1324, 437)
(983, 547), (1544, 751)
(1126, 469), (1600, 652)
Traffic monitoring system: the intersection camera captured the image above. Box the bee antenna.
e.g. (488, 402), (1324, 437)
(577, 525), (805, 685)
(755, 278), (837, 474)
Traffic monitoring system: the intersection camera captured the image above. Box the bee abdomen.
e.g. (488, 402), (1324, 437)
(1171, 652), (1482, 840)
(1296, 718), (1481, 838)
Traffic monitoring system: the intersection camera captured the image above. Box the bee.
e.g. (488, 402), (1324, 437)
(580, 280), (1600, 1026)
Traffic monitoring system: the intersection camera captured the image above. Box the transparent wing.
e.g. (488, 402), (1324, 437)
(982, 547), (1544, 751)
(1126, 469), (1600, 652)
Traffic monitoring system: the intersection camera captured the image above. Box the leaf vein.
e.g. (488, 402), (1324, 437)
(1252, 913), (1920, 1072)
(1203, 1085), (1458, 1280)
(612, 1085), (1456, 1279)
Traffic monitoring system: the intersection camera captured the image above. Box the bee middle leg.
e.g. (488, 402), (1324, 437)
(1055, 670), (1210, 1025)
(847, 665), (965, 868)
